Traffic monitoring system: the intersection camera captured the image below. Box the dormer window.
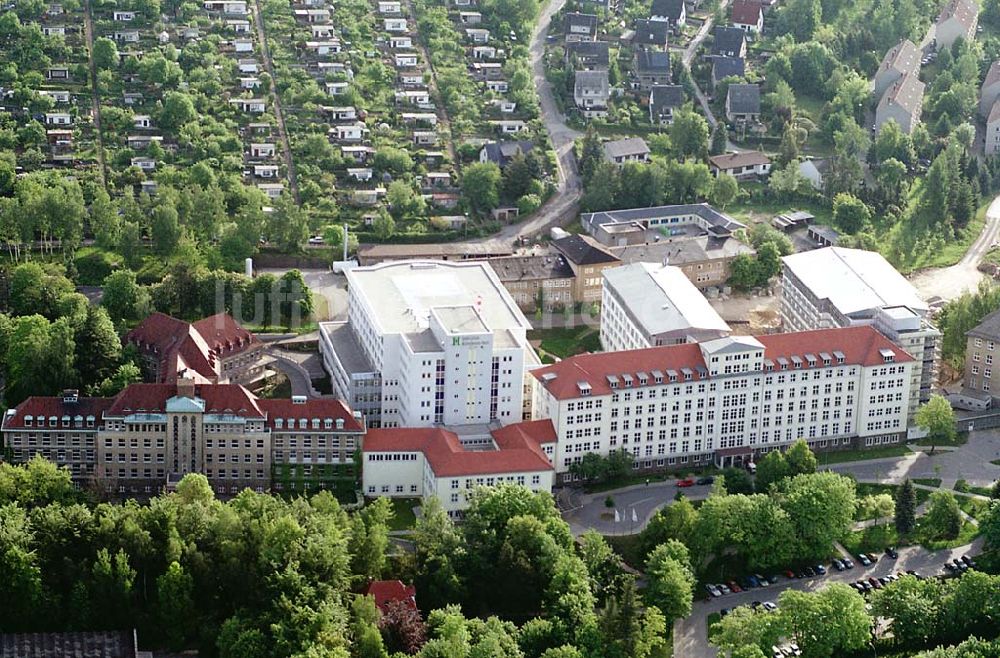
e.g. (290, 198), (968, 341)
(275, 418), (284, 429)
(880, 348), (895, 363)
(312, 418), (320, 429)
(834, 350), (845, 364)
(324, 418), (333, 429)
(622, 374), (633, 387)
(24, 416), (33, 427)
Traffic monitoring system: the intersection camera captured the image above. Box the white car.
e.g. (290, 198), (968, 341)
(308, 235), (325, 245)
(705, 584), (721, 598)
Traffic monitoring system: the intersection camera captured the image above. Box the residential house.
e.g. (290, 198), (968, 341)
(390, 35), (413, 48)
(565, 12), (598, 43)
(492, 119), (526, 134)
(254, 164), (280, 178)
(42, 25), (66, 36)
(650, 0), (686, 31)
(566, 41), (610, 70)
(936, 0), (978, 49)
(240, 77), (261, 90)
(324, 106), (358, 121)
(712, 56), (745, 88)
(230, 98), (266, 113)
(131, 157), (156, 171)
(711, 26), (747, 58)
(46, 66), (69, 80)
(123, 92), (143, 105)
(875, 73), (924, 134)
(233, 38), (254, 53)
(725, 83), (760, 123)
(872, 39), (919, 102)
(295, 8), (331, 22)
(981, 60), (1000, 118)
(634, 49), (671, 90)
(127, 135), (163, 149)
(384, 17), (408, 31)
(395, 52), (419, 67)
(731, 0), (764, 32)
(488, 254), (576, 311)
(311, 24), (336, 38)
(39, 90), (71, 104)
(986, 102), (1000, 155)
(550, 234), (623, 306)
(603, 137), (650, 166)
(331, 122), (368, 142)
(797, 159), (827, 190)
(133, 114), (152, 129)
(459, 10), (482, 23)
(45, 112), (72, 126)
(649, 84), (684, 124)
(203, 0), (248, 14)
(465, 28), (490, 43)
(364, 581), (417, 613)
(227, 19), (251, 33)
(257, 183), (284, 198)
(574, 70), (609, 118)
(113, 10), (135, 20)
(378, 0), (402, 12)
(631, 19), (670, 49)
(708, 150), (771, 180)
(480, 140), (534, 166)
(402, 112), (438, 126)
(250, 143), (276, 159)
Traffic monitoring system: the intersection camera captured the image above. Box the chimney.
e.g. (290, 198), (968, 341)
(177, 376), (196, 399)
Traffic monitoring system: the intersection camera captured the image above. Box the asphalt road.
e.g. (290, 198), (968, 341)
(909, 193), (1000, 301)
(673, 537), (987, 658)
(457, 0), (582, 249)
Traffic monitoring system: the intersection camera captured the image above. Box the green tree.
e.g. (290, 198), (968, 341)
(670, 108), (709, 160)
(709, 605), (785, 655)
(350, 497), (393, 583)
(784, 439), (817, 475)
(92, 36), (119, 70)
(639, 497), (698, 558)
(8, 262), (74, 319)
(413, 496), (465, 613)
(709, 173), (739, 209)
(775, 472), (857, 559)
(832, 193), (871, 234)
(779, 584), (872, 658)
(159, 91), (197, 132)
(915, 394), (957, 453)
(870, 574), (946, 646)
(372, 209), (396, 240)
(151, 202), (181, 256)
(157, 561), (195, 651)
(461, 162), (502, 214)
(643, 540), (694, 622)
(923, 490), (962, 540)
(895, 479), (917, 535)
(710, 123), (728, 156)
(89, 362), (143, 397)
(75, 306), (122, 387)
(754, 450), (790, 493)
(386, 180), (425, 221)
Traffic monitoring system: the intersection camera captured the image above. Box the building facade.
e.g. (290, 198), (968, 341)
(531, 326), (913, 481)
(318, 260), (541, 429)
(781, 247), (938, 424)
(1, 381), (365, 496)
(963, 309), (1000, 397)
(600, 262), (731, 352)
(361, 420), (556, 515)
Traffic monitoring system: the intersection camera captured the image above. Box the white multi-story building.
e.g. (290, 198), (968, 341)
(319, 261), (541, 429)
(601, 262), (731, 352)
(361, 420), (556, 516)
(531, 326), (913, 481)
(781, 247), (938, 423)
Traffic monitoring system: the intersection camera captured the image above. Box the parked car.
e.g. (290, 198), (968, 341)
(803, 566), (816, 577)
(706, 584), (721, 597)
(858, 554), (871, 567)
(885, 546), (898, 559)
(718, 584), (731, 594)
(766, 574), (780, 585)
(762, 601), (778, 612)
(961, 555), (977, 568)
(675, 478), (695, 487)
(814, 564), (827, 575)
(720, 607), (731, 617)
(850, 582), (864, 593)
(842, 558), (855, 569)
(745, 575), (760, 588)
(754, 573), (767, 587)
(865, 553), (879, 564)
(868, 577), (882, 590)
(308, 235), (325, 245)
(944, 561), (957, 572)
(727, 581), (743, 593)
(954, 559), (968, 572)
(696, 476), (715, 485)
(832, 559), (844, 571)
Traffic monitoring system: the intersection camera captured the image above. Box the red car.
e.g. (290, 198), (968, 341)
(675, 478), (695, 487)
(726, 580), (743, 593)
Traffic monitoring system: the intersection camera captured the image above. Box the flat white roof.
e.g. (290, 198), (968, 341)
(347, 260), (532, 336)
(782, 247), (927, 318)
(604, 262), (731, 337)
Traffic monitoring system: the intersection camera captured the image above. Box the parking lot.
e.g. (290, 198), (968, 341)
(673, 537), (987, 658)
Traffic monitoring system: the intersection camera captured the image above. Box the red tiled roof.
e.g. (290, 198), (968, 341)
(126, 312), (258, 383)
(2, 396), (113, 429)
(731, 0), (762, 25)
(258, 398), (365, 431)
(363, 421), (556, 477)
(532, 326), (913, 400)
(364, 580), (416, 611)
(106, 383), (264, 417)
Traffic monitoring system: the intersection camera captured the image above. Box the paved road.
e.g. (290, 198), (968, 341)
(909, 194), (1000, 300)
(457, 0), (582, 249)
(564, 481), (714, 535)
(673, 537), (986, 658)
(268, 351), (320, 397)
(683, 0), (732, 66)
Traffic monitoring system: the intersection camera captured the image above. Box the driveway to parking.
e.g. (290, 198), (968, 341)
(562, 480), (714, 535)
(672, 537), (986, 658)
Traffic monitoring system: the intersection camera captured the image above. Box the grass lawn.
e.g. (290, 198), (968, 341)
(885, 197), (990, 273)
(917, 520), (979, 551)
(840, 524), (901, 554)
(955, 494), (991, 521)
(964, 485), (995, 497)
(388, 498), (419, 531)
(912, 478), (943, 488)
(529, 325), (602, 359)
(854, 483), (930, 519)
(815, 445), (911, 466)
(726, 193), (834, 228)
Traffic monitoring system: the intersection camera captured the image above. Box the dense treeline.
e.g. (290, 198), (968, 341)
(0, 461), (680, 658)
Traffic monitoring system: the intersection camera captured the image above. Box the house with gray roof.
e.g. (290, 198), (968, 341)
(574, 69), (609, 118)
(603, 137), (650, 166)
(479, 140), (534, 167)
(936, 0), (978, 49)
(565, 12), (598, 42)
(566, 40), (610, 70)
(725, 83), (760, 123)
(712, 56), (745, 88)
(875, 73), (924, 134)
(711, 26), (746, 58)
(872, 39), (920, 102)
(650, 0), (685, 31)
(631, 19), (670, 49)
(649, 84), (684, 124)
(980, 60), (1000, 118)
(581, 203), (746, 246)
(634, 49), (672, 90)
